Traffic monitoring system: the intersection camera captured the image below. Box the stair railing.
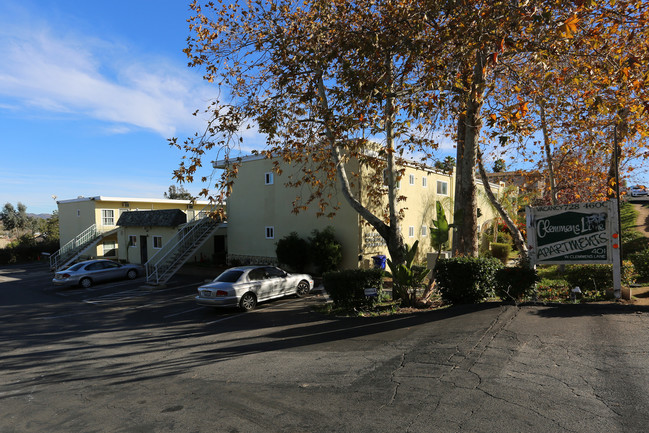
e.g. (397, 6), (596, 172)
(50, 224), (99, 270)
(145, 207), (221, 285)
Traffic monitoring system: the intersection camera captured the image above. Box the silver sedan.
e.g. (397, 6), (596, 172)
(195, 266), (314, 311)
(52, 259), (143, 288)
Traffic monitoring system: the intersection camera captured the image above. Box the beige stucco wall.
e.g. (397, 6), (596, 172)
(226, 157), (361, 269)
(226, 156), (502, 270)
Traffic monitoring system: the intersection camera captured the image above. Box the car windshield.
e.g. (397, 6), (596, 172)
(214, 270), (244, 283)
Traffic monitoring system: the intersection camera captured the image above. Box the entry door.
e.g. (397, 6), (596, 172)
(140, 236), (148, 263)
(214, 235), (226, 264)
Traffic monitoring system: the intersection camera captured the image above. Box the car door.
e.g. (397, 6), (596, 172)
(247, 267), (273, 301)
(101, 261), (123, 282)
(84, 262), (107, 282)
(264, 267), (289, 297)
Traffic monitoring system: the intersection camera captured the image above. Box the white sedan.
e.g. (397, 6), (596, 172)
(629, 185), (648, 197)
(196, 266), (314, 311)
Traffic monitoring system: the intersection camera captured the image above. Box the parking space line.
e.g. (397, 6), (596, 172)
(164, 307), (205, 318)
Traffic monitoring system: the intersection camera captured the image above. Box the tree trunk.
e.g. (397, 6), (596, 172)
(315, 69), (405, 266)
(477, 148), (528, 259)
(539, 101), (558, 205)
(452, 52), (485, 258)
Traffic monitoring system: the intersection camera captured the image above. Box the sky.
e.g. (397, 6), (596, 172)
(0, 0), (465, 217)
(0, 0), (269, 215)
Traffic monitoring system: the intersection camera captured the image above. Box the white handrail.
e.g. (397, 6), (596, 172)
(145, 206), (221, 284)
(50, 224), (98, 270)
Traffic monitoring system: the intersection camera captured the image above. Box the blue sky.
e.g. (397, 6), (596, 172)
(0, 0), (462, 217)
(0, 0), (268, 215)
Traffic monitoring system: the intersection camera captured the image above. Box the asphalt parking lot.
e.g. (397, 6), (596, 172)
(3, 262), (649, 432)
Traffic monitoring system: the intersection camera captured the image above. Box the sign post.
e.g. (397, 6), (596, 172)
(527, 200), (622, 298)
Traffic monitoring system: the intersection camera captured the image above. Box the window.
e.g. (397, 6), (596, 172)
(437, 181), (448, 195)
(101, 209), (115, 226)
(421, 226), (428, 236)
(265, 226), (275, 239)
(409, 174), (415, 185)
(103, 241), (116, 257)
(128, 235), (137, 247)
(422, 177), (427, 188)
(408, 226), (415, 238)
(248, 268), (266, 281)
(265, 172), (274, 185)
(153, 236), (163, 249)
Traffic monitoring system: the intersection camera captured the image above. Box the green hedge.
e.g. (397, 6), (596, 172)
(630, 250), (649, 279)
(494, 266), (539, 302)
(323, 268), (384, 309)
(435, 256), (503, 305)
(490, 243), (511, 264)
(564, 262), (636, 292)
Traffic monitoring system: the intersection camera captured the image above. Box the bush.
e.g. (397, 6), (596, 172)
(275, 232), (310, 272)
(323, 268), (383, 309)
(494, 266), (539, 302)
(309, 227), (343, 275)
(490, 243), (511, 264)
(435, 256), (503, 305)
(564, 262), (636, 293)
(630, 250), (649, 279)
(0, 237), (59, 265)
(536, 279), (571, 302)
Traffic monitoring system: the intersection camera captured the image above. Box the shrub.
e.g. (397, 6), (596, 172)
(494, 266), (539, 302)
(309, 227), (343, 274)
(623, 233), (649, 258)
(435, 256), (503, 304)
(0, 236), (59, 265)
(275, 232), (310, 272)
(490, 243), (511, 264)
(564, 262), (636, 293)
(323, 268), (384, 309)
(536, 279), (571, 302)
(630, 250), (649, 279)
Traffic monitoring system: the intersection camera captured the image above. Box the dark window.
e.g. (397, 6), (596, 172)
(265, 267), (285, 278)
(248, 268), (266, 281)
(214, 270), (244, 283)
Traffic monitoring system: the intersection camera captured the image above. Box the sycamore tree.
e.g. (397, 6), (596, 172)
(486, 1), (649, 206)
(172, 0), (460, 265)
(465, 0), (649, 257)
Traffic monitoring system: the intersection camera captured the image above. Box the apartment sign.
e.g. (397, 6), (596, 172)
(526, 201), (617, 265)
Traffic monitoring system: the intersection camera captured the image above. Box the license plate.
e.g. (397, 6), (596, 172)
(202, 291), (212, 297)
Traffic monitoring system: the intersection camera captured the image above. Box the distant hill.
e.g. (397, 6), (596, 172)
(27, 213), (52, 220)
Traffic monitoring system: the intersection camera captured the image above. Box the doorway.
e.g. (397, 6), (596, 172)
(140, 235), (148, 264)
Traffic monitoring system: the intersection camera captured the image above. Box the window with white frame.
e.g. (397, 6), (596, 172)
(437, 180), (448, 195)
(264, 172), (274, 185)
(409, 174), (415, 185)
(128, 235), (137, 247)
(408, 226), (415, 238)
(153, 236), (163, 249)
(265, 226), (275, 239)
(422, 177), (427, 188)
(103, 241), (116, 257)
(421, 225), (428, 236)
(101, 209), (115, 226)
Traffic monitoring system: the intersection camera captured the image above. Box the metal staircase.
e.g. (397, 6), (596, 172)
(50, 224), (116, 271)
(145, 213), (223, 286)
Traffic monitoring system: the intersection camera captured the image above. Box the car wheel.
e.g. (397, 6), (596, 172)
(239, 293), (257, 311)
(80, 278), (92, 289)
(127, 269), (137, 280)
(296, 280), (310, 297)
